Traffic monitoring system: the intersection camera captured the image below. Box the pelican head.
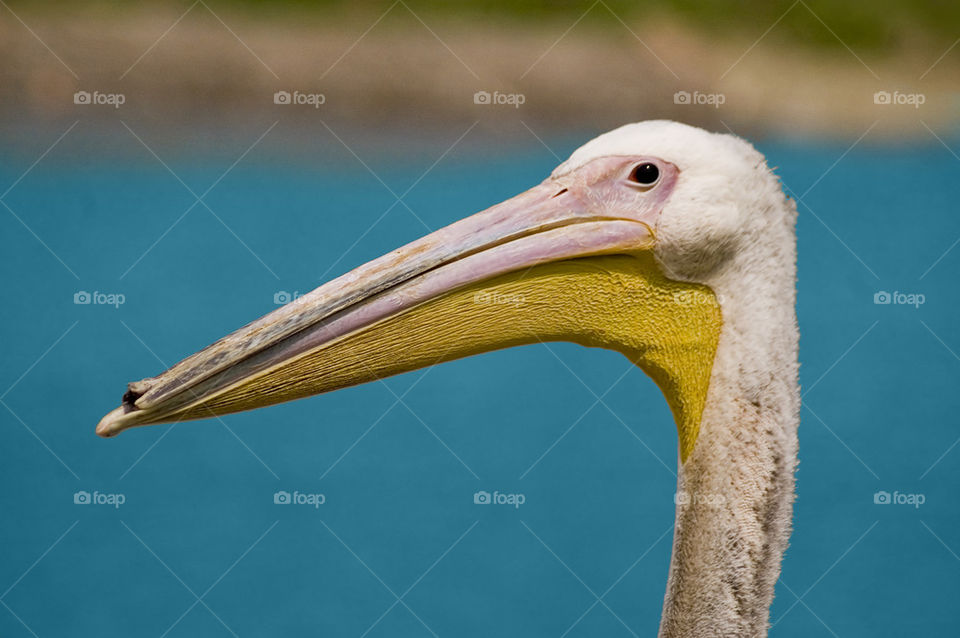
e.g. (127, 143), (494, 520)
(97, 120), (798, 637)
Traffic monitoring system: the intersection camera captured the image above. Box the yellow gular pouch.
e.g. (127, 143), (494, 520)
(174, 253), (722, 462)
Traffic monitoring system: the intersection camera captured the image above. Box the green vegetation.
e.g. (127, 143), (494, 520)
(18, 0), (960, 54)
(221, 0), (959, 52)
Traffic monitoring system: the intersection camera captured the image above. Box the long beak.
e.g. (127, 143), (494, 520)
(97, 166), (720, 461)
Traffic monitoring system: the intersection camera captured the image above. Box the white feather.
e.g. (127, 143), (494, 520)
(563, 121), (800, 638)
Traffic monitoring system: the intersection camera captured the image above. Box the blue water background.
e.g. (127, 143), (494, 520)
(1, 125), (958, 636)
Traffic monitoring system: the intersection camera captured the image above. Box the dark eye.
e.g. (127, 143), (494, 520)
(629, 162), (660, 185)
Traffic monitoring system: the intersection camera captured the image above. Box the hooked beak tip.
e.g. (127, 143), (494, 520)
(96, 407), (125, 438)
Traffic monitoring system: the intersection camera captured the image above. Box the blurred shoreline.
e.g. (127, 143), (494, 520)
(2, 3), (957, 157)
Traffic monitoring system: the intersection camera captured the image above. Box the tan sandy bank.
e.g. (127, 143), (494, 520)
(2, 5), (956, 144)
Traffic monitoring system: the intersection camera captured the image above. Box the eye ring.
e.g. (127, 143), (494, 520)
(629, 162), (660, 186)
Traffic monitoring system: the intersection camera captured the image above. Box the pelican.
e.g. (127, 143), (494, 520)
(97, 120), (798, 637)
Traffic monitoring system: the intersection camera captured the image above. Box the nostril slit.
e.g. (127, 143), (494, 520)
(551, 188), (568, 198)
(121, 388), (143, 412)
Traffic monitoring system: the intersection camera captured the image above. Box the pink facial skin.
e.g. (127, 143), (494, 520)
(99, 155), (679, 434)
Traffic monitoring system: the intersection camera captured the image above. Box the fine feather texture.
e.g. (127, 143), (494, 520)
(562, 121), (800, 638)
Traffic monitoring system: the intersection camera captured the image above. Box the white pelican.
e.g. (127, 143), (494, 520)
(97, 120), (799, 638)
